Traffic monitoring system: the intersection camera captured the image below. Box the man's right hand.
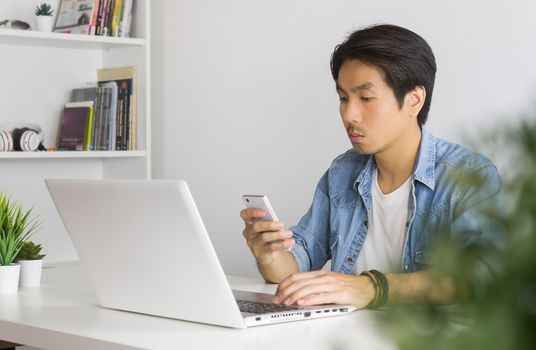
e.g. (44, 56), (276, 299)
(240, 208), (296, 266)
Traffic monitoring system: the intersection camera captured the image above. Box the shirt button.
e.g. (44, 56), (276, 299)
(363, 219), (368, 227)
(405, 221), (410, 228)
(346, 256), (353, 262)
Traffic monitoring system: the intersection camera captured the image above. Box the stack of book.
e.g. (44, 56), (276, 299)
(57, 66), (137, 151)
(53, 0), (135, 37)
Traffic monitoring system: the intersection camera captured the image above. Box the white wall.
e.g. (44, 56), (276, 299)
(151, 0), (536, 277)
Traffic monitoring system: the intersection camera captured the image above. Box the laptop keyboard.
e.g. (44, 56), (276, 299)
(237, 300), (300, 314)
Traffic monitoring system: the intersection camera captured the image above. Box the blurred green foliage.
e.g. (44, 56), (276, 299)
(381, 119), (536, 349)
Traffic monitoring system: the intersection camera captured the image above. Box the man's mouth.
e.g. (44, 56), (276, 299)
(349, 133), (365, 143)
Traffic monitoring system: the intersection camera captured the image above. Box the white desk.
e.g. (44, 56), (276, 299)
(0, 264), (395, 350)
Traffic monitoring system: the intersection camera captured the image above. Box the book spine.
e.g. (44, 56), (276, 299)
(118, 0), (126, 37)
(115, 93), (121, 150)
(84, 106), (94, 151)
(94, 87), (104, 150)
(116, 85), (125, 150)
(123, 81), (131, 150)
(130, 99), (137, 150)
(90, 0), (100, 35)
(110, 91), (117, 151)
(120, 0), (133, 38)
(101, 86), (111, 150)
(108, 84), (118, 150)
(100, 87), (107, 151)
(112, 0), (122, 37)
(96, 0), (106, 35)
(104, 0), (115, 36)
(100, 0), (109, 36)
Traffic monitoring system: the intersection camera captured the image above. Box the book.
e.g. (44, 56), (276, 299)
(89, 0), (100, 35)
(99, 0), (109, 35)
(119, 0), (133, 37)
(103, 0), (115, 36)
(116, 79), (131, 150)
(97, 82), (118, 150)
(94, 87), (105, 150)
(70, 86), (98, 150)
(95, 0), (105, 35)
(54, 0), (95, 34)
(111, 0), (123, 37)
(58, 101), (94, 151)
(97, 66), (137, 150)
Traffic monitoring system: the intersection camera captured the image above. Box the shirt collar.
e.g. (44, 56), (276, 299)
(354, 127), (436, 192)
(413, 127), (436, 190)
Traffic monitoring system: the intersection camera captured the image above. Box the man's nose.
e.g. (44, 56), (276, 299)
(341, 101), (363, 124)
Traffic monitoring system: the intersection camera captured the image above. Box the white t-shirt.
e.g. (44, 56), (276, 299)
(353, 169), (412, 275)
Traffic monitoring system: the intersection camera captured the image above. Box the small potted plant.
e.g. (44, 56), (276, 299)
(34, 2), (54, 32)
(17, 241), (46, 287)
(0, 193), (41, 294)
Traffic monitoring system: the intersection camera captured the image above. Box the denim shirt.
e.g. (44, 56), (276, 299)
(290, 128), (504, 274)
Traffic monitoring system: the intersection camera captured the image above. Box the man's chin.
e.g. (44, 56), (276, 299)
(352, 145), (373, 156)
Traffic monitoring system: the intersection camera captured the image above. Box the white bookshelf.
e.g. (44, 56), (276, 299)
(0, 0), (152, 263)
(0, 27), (146, 48)
(0, 150), (147, 159)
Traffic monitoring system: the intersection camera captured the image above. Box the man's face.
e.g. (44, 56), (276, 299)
(336, 59), (417, 156)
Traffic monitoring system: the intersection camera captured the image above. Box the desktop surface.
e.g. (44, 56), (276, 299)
(0, 263), (395, 350)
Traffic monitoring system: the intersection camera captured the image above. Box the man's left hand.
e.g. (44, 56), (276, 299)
(272, 270), (376, 308)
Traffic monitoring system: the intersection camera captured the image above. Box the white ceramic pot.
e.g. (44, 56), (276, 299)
(18, 259), (43, 287)
(0, 263), (21, 294)
(35, 15), (54, 32)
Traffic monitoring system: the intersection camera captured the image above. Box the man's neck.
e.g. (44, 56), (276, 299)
(374, 125), (422, 194)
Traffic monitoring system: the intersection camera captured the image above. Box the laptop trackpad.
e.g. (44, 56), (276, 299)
(232, 289), (275, 304)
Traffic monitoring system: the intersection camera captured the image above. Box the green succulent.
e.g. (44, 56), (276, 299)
(34, 3), (53, 16)
(0, 193), (41, 266)
(17, 241), (45, 261)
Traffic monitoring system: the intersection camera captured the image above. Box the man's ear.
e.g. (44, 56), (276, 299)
(405, 86), (426, 118)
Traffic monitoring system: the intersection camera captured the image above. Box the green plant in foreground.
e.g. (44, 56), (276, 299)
(34, 3), (53, 16)
(379, 118), (536, 350)
(0, 193), (41, 266)
(17, 241), (46, 261)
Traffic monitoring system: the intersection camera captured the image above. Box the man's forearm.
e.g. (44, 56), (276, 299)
(257, 251), (299, 284)
(386, 268), (459, 305)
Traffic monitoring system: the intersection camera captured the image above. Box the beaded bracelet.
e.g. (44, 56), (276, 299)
(369, 269), (389, 308)
(360, 270), (389, 309)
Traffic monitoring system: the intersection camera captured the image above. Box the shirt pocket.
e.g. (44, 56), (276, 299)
(329, 190), (357, 208)
(414, 249), (433, 270)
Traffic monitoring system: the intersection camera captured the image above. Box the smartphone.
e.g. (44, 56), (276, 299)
(241, 194), (279, 222)
(242, 194), (293, 251)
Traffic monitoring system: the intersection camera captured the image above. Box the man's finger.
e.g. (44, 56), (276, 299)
(297, 290), (348, 307)
(274, 271), (329, 303)
(277, 270), (328, 296)
(267, 238), (295, 251)
(281, 281), (340, 306)
(251, 220), (284, 233)
(258, 229), (292, 243)
(240, 208), (266, 223)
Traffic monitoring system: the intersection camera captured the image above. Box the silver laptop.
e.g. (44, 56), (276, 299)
(45, 179), (357, 328)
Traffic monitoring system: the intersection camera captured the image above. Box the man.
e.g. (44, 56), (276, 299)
(240, 24), (503, 309)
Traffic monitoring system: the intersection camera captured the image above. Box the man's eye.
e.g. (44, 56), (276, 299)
(361, 97), (374, 102)
(339, 96), (348, 103)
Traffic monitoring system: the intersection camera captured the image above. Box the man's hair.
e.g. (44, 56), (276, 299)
(330, 24), (437, 126)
